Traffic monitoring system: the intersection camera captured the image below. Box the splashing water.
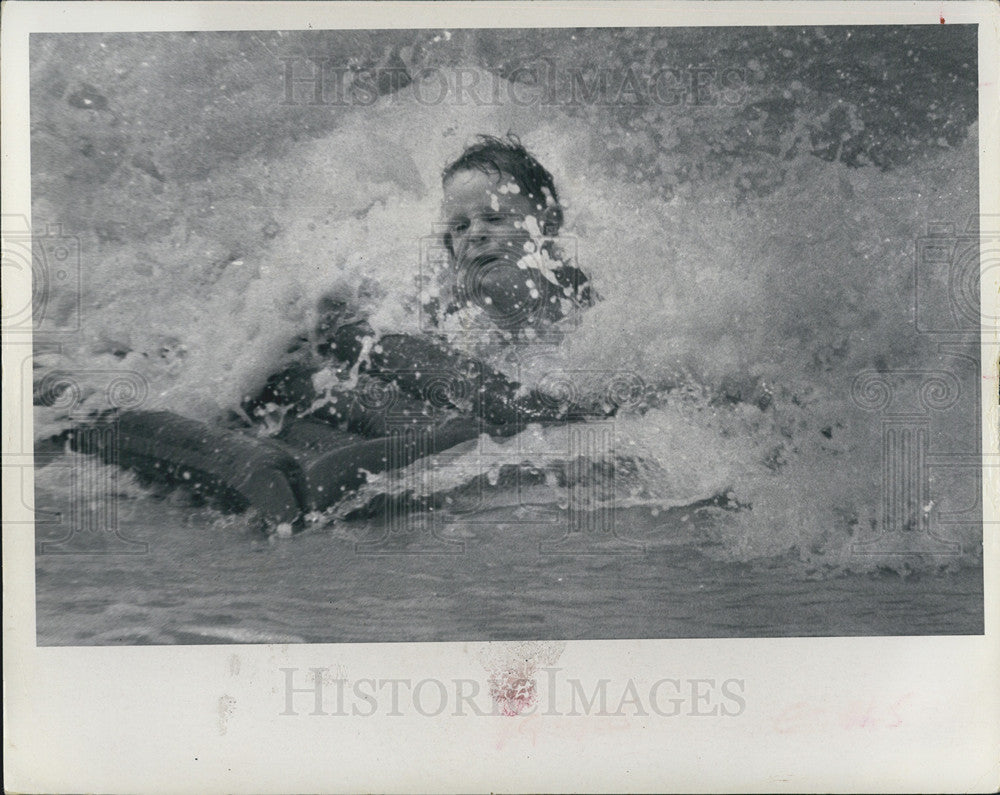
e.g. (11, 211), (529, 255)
(33, 62), (981, 577)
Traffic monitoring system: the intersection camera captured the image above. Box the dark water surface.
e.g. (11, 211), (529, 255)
(34, 488), (983, 645)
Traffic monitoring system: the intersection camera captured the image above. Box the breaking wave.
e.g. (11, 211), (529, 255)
(31, 42), (982, 575)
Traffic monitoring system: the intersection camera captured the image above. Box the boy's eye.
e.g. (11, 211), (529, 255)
(453, 219), (469, 233)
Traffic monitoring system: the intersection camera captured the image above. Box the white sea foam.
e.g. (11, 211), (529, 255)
(33, 69), (982, 573)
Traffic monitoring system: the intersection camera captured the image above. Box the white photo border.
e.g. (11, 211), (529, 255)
(3, 2), (998, 792)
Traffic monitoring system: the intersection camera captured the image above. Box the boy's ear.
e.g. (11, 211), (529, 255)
(541, 204), (563, 236)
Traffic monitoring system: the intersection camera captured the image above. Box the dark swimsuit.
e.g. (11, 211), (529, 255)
(247, 260), (598, 438)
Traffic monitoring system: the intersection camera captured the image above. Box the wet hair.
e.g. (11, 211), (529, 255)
(442, 133), (562, 230)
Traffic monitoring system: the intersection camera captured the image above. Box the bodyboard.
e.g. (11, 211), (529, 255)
(71, 410), (493, 528)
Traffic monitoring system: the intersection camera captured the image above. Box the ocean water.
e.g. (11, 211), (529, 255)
(30, 29), (984, 643)
(34, 489), (983, 644)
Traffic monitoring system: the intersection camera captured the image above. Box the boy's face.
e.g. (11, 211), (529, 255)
(440, 168), (557, 326)
(441, 168), (546, 268)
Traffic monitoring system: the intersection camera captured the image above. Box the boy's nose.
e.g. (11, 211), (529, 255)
(467, 217), (491, 241)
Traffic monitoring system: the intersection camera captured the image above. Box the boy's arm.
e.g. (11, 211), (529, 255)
(248, 317), (607, 436)
(324, 319), (603, 426)
(368, 332), (600, 427)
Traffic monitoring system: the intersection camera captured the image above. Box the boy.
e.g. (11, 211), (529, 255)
(252, 134), (596, 437)
(101, 136), (606, 528)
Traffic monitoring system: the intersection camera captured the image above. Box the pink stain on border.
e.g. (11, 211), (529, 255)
(488, 669), (538, 716)
(478, 641), (565, 717)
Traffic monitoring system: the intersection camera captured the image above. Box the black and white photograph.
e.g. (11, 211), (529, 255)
(24, 21), (986, 643)
(3, 2), (999, 792)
